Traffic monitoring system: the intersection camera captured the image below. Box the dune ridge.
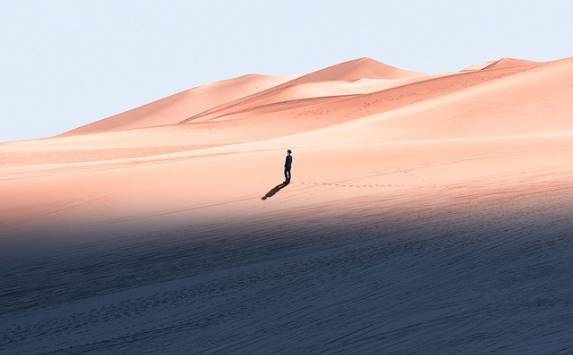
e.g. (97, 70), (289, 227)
(179, 57), (423, 124)
(63, 73), (295, 136)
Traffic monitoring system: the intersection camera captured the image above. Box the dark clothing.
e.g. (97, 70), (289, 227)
(285, 155), (292, 169)
(284, 168), (291, 183)
(284, 154), (292, 183)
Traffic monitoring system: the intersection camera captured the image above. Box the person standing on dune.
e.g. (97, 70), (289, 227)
(284, 149), (293, 184)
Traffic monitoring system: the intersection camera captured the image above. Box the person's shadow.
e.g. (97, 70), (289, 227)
(261, 182), (289, 200)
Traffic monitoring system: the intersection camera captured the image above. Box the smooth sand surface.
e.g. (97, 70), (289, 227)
(2, 56), (573, 353)
(63, 73), (295, 135)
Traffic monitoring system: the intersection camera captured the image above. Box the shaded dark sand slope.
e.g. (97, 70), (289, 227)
(2, 186), (573, 354)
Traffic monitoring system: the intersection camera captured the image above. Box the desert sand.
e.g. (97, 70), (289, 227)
(2, 56), (573, 353)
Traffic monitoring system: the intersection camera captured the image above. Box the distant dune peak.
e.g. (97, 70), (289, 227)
(463, 57), (539, 71)
(291, 57), (421, 84)
(484, 57), (538, 69)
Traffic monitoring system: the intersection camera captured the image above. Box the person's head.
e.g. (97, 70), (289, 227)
(287, 149), (292, 155)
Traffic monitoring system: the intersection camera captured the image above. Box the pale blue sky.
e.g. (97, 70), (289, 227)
(1, 0), (572, 141)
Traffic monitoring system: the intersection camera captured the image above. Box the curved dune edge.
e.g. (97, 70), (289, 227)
(62, 73), (296, 136)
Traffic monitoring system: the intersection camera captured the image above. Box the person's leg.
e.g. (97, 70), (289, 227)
(286, 169), (291, 183)
(284, 169), (288, 183)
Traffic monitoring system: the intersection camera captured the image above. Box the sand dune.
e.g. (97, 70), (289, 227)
(463, 57), (539, 71)
(482, 57), (539, 70)
(288, 57), (420, 83)
(181, 57), (424, 123)
(64, 58), (420, 134)
(2, 55), (573, 353)
(278, 56), (573, 144)
(64, 73), (294, 135)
